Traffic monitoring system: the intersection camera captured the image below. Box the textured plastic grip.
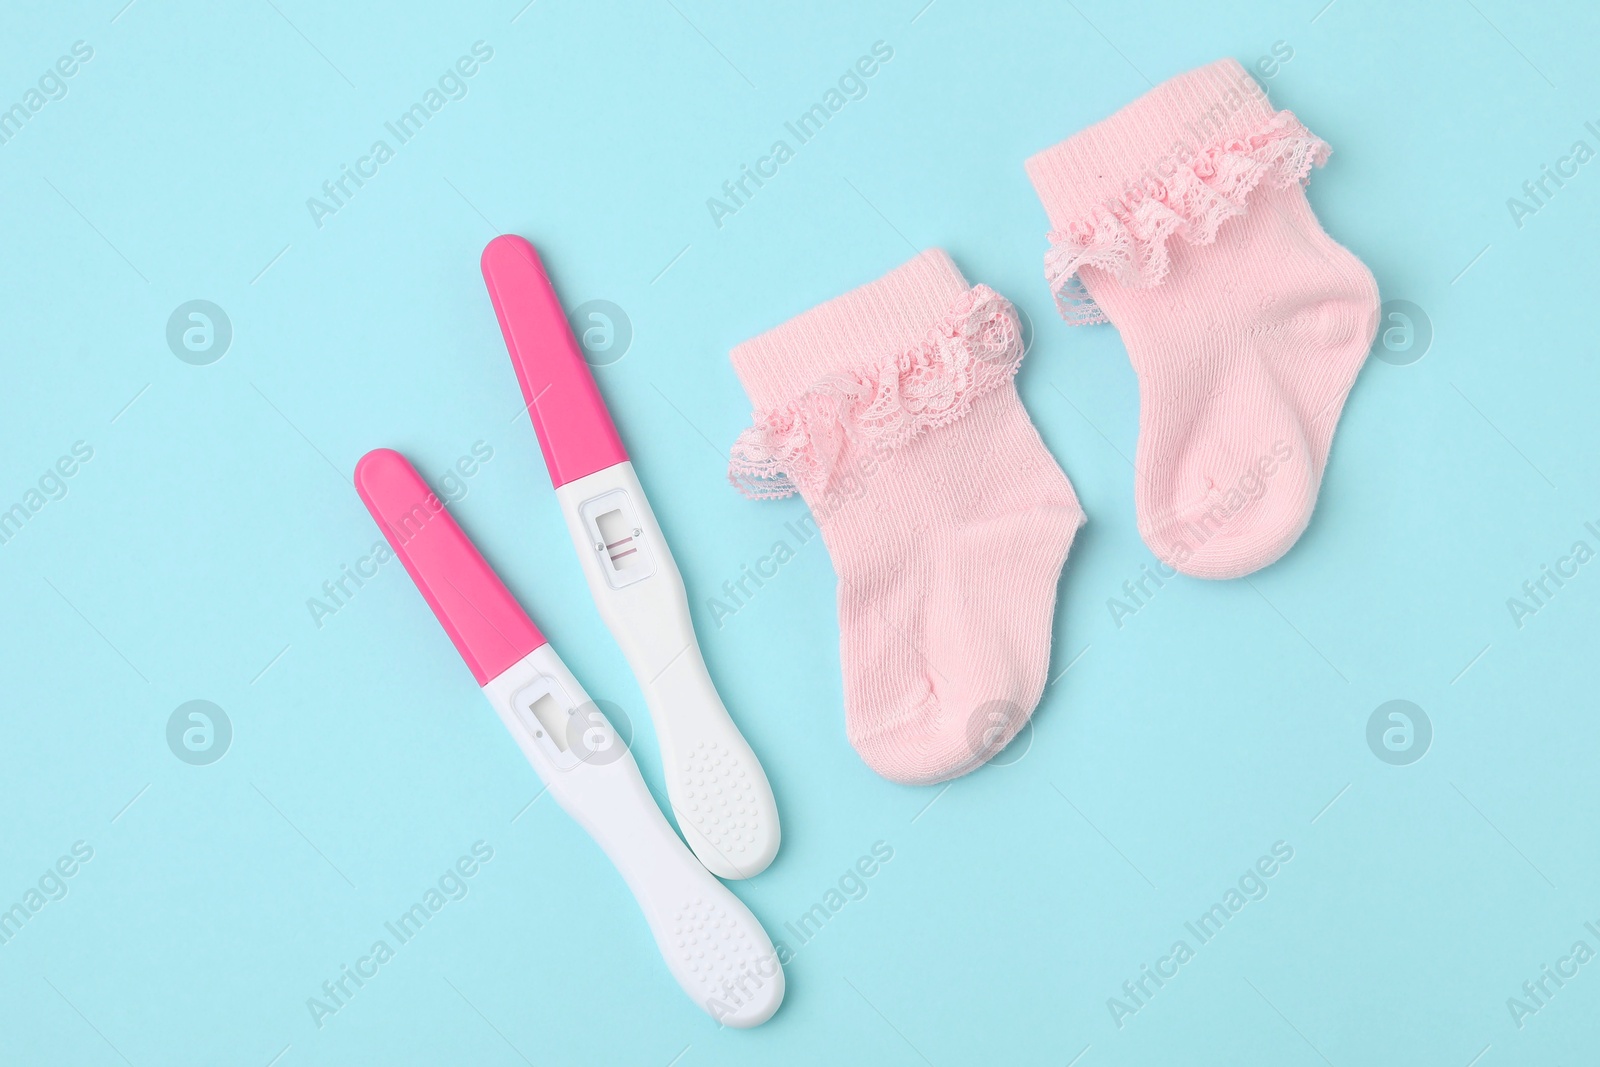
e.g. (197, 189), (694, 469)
(480, 235), (628, 488)
(483, 647), (785, 1026)
(353, 448), (546, 685)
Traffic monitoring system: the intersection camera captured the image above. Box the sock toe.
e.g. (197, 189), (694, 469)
(849, 679), (1041, 785)
(1146, 473), (1314, 578)
(851, 696), (1003, 785)
(1136, 370), (1318, 579)
(849, 498), (1082, 784)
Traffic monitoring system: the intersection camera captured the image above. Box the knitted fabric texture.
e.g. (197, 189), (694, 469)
(729, 283), (1022, 499)
(728, 250), (1083, 784)
(1026, 58), (1378, 579)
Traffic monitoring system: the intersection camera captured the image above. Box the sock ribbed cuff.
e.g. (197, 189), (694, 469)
(730, 250), (969, 411)
(1025, 58), (1329, 326)
(1024, 58), (1280, 231)
(726, 250), (1029, 502)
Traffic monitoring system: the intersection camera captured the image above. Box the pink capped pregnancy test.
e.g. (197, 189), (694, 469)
(353, 448), (782, 1027)
(481, 235), (780, 881)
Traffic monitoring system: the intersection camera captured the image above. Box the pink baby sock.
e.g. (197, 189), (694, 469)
(1026, 58), (1379, 579)
(727, 250), (1084, 784)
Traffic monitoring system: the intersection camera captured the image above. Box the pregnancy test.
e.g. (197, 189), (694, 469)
(353, 448), (783, 1027)
(481, 235), (780, 881)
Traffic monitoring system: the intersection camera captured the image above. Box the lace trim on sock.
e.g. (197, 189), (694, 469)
(729, 285), (1022, 500)
(1044, 110), (1330, 326)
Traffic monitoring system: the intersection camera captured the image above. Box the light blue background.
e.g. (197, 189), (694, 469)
(2, 0), (1597, 1063)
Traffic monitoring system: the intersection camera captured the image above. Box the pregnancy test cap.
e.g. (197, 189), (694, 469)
(354, 448), (545, 684)
(480, 235), (626, 488)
